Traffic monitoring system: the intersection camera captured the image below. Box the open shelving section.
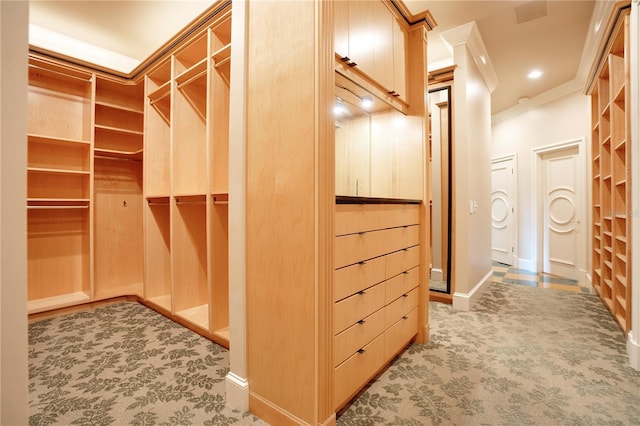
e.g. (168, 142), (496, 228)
(142, 6), (232, 346)
(27, 57), (93, 314)
(588, 6), (630, 332)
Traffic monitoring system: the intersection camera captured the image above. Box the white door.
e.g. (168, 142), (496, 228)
(491, 157), (516, 265)
(541, 146), (581, 280)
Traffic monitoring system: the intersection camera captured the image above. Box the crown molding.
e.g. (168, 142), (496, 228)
(440, 21), (498, 93)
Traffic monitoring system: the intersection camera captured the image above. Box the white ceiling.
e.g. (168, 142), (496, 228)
(29, 0), (607, 116)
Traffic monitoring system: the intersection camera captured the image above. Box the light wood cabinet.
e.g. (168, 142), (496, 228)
(333, 202), (421, 410)
(334, 0), (408, 102)
(589, 5), (630, 332)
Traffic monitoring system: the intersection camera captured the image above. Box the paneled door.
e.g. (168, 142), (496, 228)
(541, 146), (582, 280)
(491, 156), (516, 265)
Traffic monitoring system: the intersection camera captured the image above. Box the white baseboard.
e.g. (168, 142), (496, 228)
(452, 269), (493, 311)
(628, 332), (640, 371)
(430, 268), (443, 281)
(225, 371), (249, 411)
(517, 258), (537, 272)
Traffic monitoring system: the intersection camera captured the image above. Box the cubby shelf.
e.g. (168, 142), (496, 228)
(589, 9), (631, 333)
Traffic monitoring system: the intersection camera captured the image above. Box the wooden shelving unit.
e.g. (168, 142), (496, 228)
(141, 8), (232, 346)
(26, 57), (93, 314)
(589, 8), (631, 332)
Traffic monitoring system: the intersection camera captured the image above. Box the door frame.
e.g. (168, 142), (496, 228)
(491, 153), (518, 267)
(532, 138), (587, 282)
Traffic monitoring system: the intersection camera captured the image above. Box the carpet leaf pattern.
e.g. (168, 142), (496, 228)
(29, 303), (265, 426)
(338, 282), (640, 425)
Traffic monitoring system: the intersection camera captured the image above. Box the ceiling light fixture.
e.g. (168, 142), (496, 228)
(361, 96), (373, 109)
(527, 69), (543, 79)
(334, 98), (347, 116)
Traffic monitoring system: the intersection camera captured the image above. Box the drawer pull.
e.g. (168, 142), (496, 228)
(403, 271), (409, 275)
(358, 260), (367, 265)
(403, 248), (409, 252)
(402, 316), (408, 320)
(357, 290), (366, 295)
(357, 319), (366, 325)
(357, 348), (366, 354)
(359, 232), (366, 236)
(402, 293), (409, 298)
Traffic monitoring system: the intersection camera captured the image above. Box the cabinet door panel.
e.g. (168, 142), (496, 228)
(372, 1), (393, 91)
(393, 18), (407, 100)
(348, 1), (374, 73)
(334, 0), (349, 59)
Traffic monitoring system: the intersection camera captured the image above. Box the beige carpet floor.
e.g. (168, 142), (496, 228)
(29, 282), (640, 425)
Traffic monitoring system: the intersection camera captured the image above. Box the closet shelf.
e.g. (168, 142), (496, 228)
(94, 147), (143, 161)
(175, 58), (207, 88)
(95, 124), (144, 137)
(27, 167), (90, 176)
(28, 133), (91, 147)
(95, 100), (144, 115)
(28, 291), (91, 315)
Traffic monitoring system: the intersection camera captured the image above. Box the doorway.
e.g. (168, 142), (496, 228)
(533, 140), (587, 282)
(491, 155), (517, 266)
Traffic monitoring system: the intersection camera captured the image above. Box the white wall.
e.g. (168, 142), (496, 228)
(452, 43), (493, 306)
(491, 91), (591, 270)
(0, 1), (29, 423)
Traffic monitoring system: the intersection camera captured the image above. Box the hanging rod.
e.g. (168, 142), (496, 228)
(175, 199), (206, 205)
(27, 205), (89, 210)
(147, 202), (169, 206)
(29, 64), (92, 82)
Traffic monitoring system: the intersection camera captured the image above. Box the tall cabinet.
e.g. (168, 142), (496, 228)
(589, 3), (631, 332)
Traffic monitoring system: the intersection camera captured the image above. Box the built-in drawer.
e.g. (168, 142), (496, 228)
(334, 281), (386, 334)
(334, 332), (385, 409)
(384, 307), (418, 361)
(385, 287), (418, 329)
(335, 204), (386, 236)
(334, 307), (385, 367)
(385, 266), (419, 304)
(382, 204), (420, 229)
(334, 225), (419, 269)
(385, 245), (419, 279)
(334, 255), (385, 302)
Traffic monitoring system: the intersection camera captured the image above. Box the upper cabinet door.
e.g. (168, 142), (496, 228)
(334, 0), (349, 60)
(334, 0), (408, 103)
(392, 17), (407, 102)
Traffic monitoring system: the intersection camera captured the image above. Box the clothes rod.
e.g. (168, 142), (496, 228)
(147, 202), (169, 206)
(175, 199), (206, 205)
(29, 64), (92, 83)
(27, 205), (89, 210)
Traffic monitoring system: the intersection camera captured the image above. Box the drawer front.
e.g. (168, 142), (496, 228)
(334, 255), (385, 302)
(385, 245), (419, 279)
(382, 204), (420, 229)
(334, 307), (385, 367)
(385, 266), (419, 304)
(335, 226), (419, 269)
(384, 307), (418, 361)
(385, 287), (418, 329)
(334, 332), (385, 409)
(335, 204), (386, 236)
(334, 281), (386, 334)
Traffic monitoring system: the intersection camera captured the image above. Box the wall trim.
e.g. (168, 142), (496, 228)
(628, 332), (640, 370)
(452, 269), (493, 311)
(225, 372), (249, 411)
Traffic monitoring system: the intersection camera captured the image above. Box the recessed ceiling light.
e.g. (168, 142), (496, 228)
(361, 96), (373, 109)
(528, 70), (543, 79)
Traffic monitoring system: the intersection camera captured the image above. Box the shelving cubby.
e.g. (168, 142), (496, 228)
(173, 195), (209, 331)
(144, 196), (172, 312)
(588, 9), (632, 332)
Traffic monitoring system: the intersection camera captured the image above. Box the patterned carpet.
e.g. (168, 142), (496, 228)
(338, 282), (640, 425)
(28, 303), (266, 426)
(29, 282), (640, 425)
